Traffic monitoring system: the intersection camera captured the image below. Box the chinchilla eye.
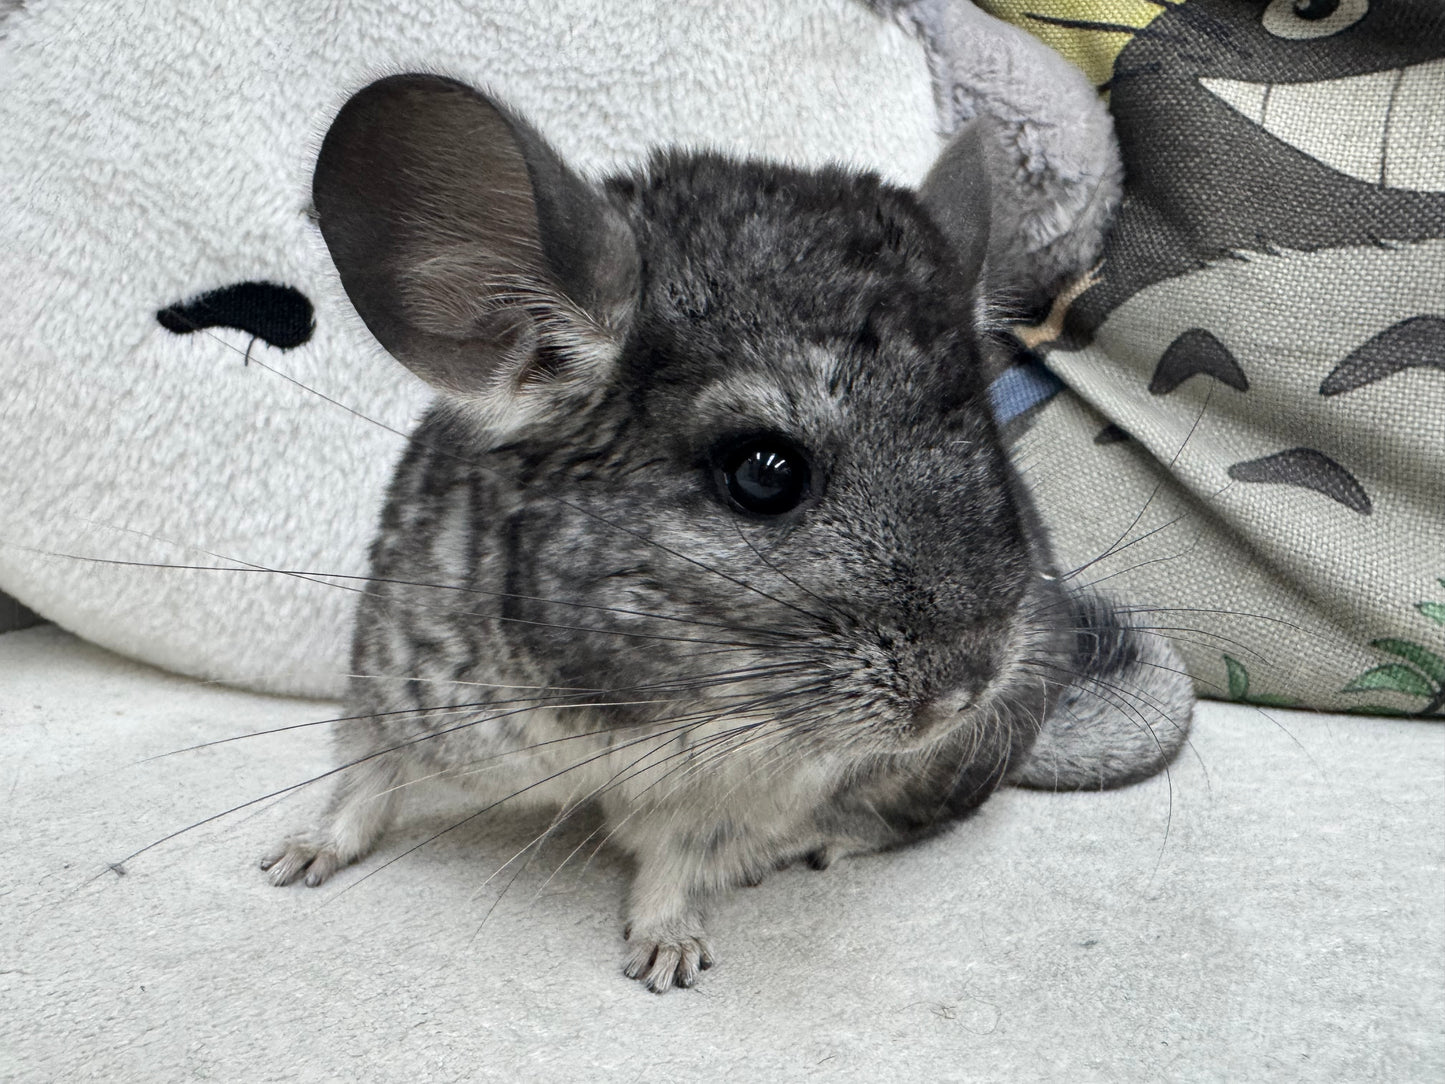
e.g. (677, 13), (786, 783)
(715, 436), (813, 516)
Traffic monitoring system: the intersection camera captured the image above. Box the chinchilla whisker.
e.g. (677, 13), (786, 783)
(28, 523), (814, 648)
(729, 517), (852, 624)
(1019, 662), (1200, 827)
(1114, 604), (1375, 661)
(1075, 531), (1210, 596)
(1023, 658), (1185, 747)
(1018, 662), (1180, 868)
(1064, 389), (1228, 582)
(207, 658), (819, 762)
(329, 743), (672, 906)
(138, 662), (805, 763)
(109, 684), (748, 876)
(559, 724), (800, 886)
(425, 681), (809, 799)
(476, 803), (597, 904)
(534, 736), (772, 896)
(221, 349), (836, 627)
(1032, 652), (1307, 767)
(1114, 604), (1309, 632)
(139, 698), (524, 762)
(916, 702), (1007, 820)
(556, 658), (816, 692)
(926, 699), (1018, 821)
(570, 687), (837, 841)
(1024, 660), (1185, 752)
(1021, 656), (1177, 721)
(1109, 623), (1270, 662)
(586, 743), (790, 880)
(473, 720), (803, 934)
(44, 546), (793, 651)
(1164, 380), (1216, 470)
(584, 718), (789, 836)
(477, 720), (772, 903)
(1044, 594), (1268, 664)
(346, 671), (607, 691)
(395, 687), (803, 797)
(1064, 468), (1242, 585)
(670, 728), (805, 822)
(1037, 634), (1201, 687)
(1065, 479), (1172, 582)
(643, 703), (823, 805)
(468, 808), (601, 942)
(391, 699), (786, 797)
(1063, 503), (1194, 581)
(333, 713), (779, 907)
(101, 703), (556, 878)
(372, 662), (824, 792)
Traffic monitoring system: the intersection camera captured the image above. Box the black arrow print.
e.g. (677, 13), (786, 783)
(1319, 315), (1445, 397)
(1149, 328), (1250, 395)
(1227, 447), (1372, 514)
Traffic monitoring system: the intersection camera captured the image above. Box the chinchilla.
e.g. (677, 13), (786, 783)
(260, 73), (1193, 993)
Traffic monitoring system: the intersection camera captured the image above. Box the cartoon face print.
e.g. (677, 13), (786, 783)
(1038, 0), (1445, 503)
(1066, 0), (1445, 336)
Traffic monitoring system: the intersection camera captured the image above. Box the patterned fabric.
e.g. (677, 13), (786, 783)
(979, 0), (1445, 714)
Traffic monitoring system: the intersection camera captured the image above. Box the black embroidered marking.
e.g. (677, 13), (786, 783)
(1149, 328), (1249, 394)
(156, 281), (314, 351)
(1227, 447), (1372, 514)
(1094, 423), (1131, 445)
(1319, 315), (1445, 396)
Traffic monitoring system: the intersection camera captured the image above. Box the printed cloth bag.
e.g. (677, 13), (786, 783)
(983, 0), (1445, 714)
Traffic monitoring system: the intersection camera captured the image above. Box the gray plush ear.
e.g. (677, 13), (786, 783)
(918, 120), (994, 296)
(885, 0), (1122, 312)
(313, 74), (638, 408)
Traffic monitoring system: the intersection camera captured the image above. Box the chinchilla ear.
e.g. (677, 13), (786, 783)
(313, 74), (639, 410)
(918, 121), (993, 302)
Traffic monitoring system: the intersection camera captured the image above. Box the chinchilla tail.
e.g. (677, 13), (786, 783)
(1011, 593), (1195, 791)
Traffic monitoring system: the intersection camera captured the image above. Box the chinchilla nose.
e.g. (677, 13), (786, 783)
(912, 686), (979, 741)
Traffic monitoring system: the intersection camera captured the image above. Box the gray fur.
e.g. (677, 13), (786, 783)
(263, 75), (1192, 994)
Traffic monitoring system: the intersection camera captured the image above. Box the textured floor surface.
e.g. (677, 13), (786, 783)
(2, 625), (1441, 1082)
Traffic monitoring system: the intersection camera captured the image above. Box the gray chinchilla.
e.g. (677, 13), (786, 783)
(260, 74), (1193, 993)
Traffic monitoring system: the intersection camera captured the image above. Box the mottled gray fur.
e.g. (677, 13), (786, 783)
(261, 75), (1192, 993)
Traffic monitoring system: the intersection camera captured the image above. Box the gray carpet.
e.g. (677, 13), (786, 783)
(2, 624), (1441, 1082)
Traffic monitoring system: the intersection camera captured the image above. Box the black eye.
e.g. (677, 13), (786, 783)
(1294, 0), (1338, 18)
(716, 437), (813, 516)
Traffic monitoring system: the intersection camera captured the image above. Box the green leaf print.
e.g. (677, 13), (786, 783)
(1341, 664), (1437, 699)
(1341, 578), (1445, 717)
(1369, 639), (1445, 685)
(1221, 655), (1297, 707)
(1224, 655), (1249, 700)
